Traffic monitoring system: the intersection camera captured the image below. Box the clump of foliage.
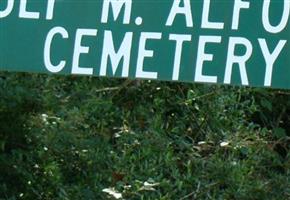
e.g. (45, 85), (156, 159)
(0, 72), (289, 200)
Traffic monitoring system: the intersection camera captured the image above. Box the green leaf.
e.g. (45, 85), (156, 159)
(273, 128), (286, 139)
(0, 140), (5, 151)
(261, 99), (272, 111)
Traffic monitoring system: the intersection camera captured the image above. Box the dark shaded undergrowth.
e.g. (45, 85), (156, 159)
(0, 73), (289, 199)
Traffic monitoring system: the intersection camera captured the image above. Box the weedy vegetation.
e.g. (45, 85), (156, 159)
(0, 72), (289, 199)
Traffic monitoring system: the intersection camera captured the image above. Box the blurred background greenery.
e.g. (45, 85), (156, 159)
(0, 72), (289, 199)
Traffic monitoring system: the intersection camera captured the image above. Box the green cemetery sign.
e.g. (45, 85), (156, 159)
(1, 0), (290, 89)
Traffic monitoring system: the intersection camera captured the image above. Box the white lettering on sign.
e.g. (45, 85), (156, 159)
(0, 0), (14, 18)
(19, 0), (40, 19)
(195, 36), (221, 83)
(169, 34), (192, 81)
(0, 0), (56, 19)
(101, 0), (132, 24)
(100, 31), (133, 77)
(136, 32), (162, 79)
(224, 37), (252, 86)
(258, 39), (287, 86)
(262, 0), (290, 33)
(232, 0), (250, 30)
(166, 0), (193, 27)
(72, 29), (98, 75)
(44, 27), (68, 73)
(1, 0), (289, 88)
(202, 0), (224, 29)
(46, 0), (56, 20)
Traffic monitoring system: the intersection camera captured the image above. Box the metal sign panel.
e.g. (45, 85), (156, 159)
(1, 0), (290, 88)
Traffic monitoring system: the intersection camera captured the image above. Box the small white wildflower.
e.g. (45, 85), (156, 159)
(102, 188), (122, 199)
(220, 141), (230, 147)
(41, 114), (48, 122)
(198, 141), (206, 145)
(124, 185), (132, 189)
